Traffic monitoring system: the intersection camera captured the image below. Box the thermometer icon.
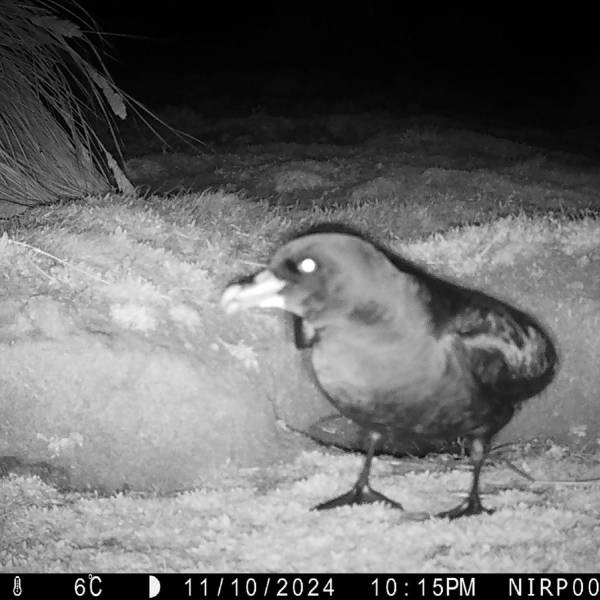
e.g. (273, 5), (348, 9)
(13, 576), (22, 597)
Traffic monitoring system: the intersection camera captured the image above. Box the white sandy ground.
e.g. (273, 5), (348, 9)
(1, 447), (599, 572)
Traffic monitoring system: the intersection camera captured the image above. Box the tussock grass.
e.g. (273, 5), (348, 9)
(0, 1), (135, 211)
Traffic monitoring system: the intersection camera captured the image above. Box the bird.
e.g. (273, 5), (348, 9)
(221, 226), (559, 518)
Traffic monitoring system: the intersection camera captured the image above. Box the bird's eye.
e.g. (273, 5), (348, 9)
(298, 257), (318, 273)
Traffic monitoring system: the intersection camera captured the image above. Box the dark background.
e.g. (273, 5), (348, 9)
(77, 3), (600, 130)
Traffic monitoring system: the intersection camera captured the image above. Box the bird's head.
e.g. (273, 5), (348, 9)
(221, 233), (405, 327)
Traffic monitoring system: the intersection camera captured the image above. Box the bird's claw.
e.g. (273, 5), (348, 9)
(437, 498), (495, 519)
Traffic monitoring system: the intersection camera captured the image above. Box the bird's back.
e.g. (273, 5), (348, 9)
(364, 240), (559, 406)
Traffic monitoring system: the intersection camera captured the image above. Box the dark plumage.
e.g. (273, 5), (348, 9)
(221, 228), (559, 518)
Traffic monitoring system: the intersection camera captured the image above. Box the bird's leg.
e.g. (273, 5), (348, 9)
(313, 432), (404, 510)
(437, 438), (495, 519)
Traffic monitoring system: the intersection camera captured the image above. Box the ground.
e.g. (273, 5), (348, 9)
(0, 113), (599, 571)
(2, 444), (600, 571)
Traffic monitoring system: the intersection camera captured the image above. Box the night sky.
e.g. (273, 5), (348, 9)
(78, 3), (599, 129)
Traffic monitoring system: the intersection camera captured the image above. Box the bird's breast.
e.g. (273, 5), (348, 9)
(310, 330), (476, 436)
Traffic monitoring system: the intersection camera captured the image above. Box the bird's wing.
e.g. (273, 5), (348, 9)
(439, 291), (556, 399)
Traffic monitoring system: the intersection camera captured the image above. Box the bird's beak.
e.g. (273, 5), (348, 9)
(221, 270), (287, 314)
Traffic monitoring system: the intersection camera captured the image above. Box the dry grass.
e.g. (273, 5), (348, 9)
(0, 1), (134, 211)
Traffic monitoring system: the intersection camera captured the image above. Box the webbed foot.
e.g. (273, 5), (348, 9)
(313, 484), (404, 510)
(437, 497), (494, 519)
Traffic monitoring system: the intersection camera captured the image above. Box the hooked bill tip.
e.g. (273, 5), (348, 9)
(220, 283), (244, 314)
